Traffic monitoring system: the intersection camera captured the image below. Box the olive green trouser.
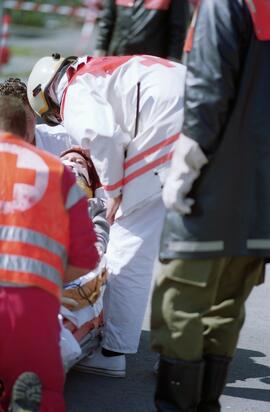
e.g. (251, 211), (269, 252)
(151, 257), (264, 361)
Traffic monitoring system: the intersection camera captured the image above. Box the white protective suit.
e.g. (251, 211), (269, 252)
(35, 123), (77, 156)
(57, 55), (186, 352)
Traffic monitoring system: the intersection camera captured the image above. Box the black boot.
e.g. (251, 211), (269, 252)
(155, 356), (204, 411)
(198, 355), (231, 412)
(0, 379), (5, 412)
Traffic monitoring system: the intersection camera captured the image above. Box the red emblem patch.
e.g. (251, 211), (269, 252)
(116, 0), (134, 6)
(245, 0), (270, 40)
(184, 2), (201, 53)
(144, 0), (171, 10)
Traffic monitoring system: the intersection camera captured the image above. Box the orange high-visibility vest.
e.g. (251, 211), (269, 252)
(0, 133), (71, 299)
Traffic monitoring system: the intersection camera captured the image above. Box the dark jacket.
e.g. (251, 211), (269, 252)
(95, 0), (189, 60)
(160, 0), (270, 260)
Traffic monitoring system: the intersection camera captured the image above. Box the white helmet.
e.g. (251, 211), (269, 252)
(27, 53), (76, 125)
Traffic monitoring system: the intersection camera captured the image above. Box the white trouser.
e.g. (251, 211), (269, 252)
(103, 197), (166, 353)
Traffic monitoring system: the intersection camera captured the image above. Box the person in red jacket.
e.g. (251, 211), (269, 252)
(0, 95), (99, 412)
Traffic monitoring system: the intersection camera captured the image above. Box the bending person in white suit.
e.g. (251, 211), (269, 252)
(27, 53), (186, 377)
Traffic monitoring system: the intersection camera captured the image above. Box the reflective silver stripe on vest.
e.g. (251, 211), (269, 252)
(168, 240), (224, 252)
(65, 182), (86, 209)
(0, 254), (62, 288)
(247, 239), (270, 249)
(0, 225), (67, 262)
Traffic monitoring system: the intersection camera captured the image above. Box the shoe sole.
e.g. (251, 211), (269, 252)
(10, 372), (42, 412)
(73, 365), (126, 378)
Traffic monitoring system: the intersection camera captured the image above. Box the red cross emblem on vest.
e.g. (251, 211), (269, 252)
(0, 142), (49, 214)
(0, 152), (36, 202)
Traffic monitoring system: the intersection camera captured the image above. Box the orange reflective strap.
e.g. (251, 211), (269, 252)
(144, 0), (171, 10)
(103, 151), (173, 192)
(124, 133), (178, 169)
(0, 240), (65, 275)
(116, 0), (134, 6)
(184, 1), (201, 53)
(115, 0), (170, 9)
(102, 133), (178, 192)
(63, 312), (104, 342)
(0, 270), (61, 299)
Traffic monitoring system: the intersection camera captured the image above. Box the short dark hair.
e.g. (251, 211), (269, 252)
(0, 96), (27, 137)
(0, 78), (30, 107)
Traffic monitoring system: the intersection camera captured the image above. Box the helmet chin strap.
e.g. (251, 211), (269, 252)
(44, 58), (76, 126)
(42, 103), (61, 126)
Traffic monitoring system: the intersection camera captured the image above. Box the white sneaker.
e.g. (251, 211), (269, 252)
(73, 347), (126, 378)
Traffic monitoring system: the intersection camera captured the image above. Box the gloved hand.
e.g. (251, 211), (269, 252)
(162, 134), (208, 215)
(163, 173), (197, 214)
